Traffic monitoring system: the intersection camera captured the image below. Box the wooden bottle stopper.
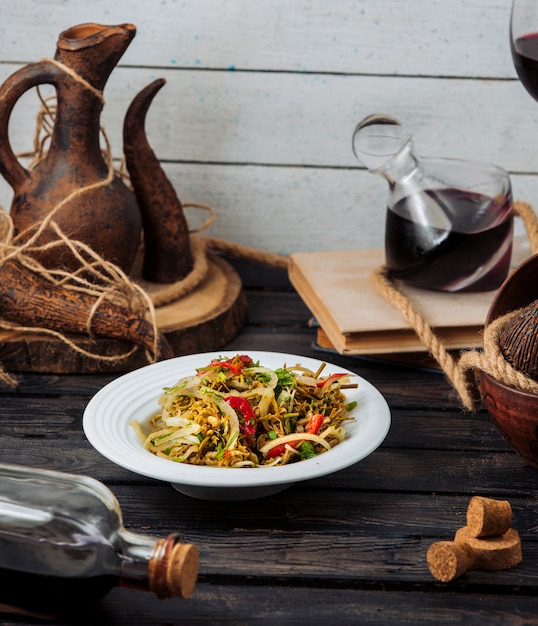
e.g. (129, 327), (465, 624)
(466, 496), (512, 538)
(427, 541), (475, 582)
(166, 542), (199, 599)
(149, 537), (199, 599)
(453, 526), (522, 571)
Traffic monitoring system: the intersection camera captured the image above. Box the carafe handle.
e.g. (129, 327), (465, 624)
(0, 61), (60, 191)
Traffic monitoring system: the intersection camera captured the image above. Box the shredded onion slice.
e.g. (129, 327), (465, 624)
(295, 375), (319, 387)
(241, 387), (275, 416)
(259, 432), (332, 455)
(244, 366), (278, 388)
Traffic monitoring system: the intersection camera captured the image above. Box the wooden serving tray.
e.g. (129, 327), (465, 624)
(0, 255), (247, 374)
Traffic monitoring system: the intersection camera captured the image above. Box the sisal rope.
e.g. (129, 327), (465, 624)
(0, 59), (289, 388)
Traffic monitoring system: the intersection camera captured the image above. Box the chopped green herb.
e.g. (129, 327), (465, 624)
(275, 368), (296, 388)
(298, 441), (317, 459)
(216, 431), (239, 460)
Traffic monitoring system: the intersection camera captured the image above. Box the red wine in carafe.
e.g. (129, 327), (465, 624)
(511, 31), (538, 101)
(385, 187), (513, 292)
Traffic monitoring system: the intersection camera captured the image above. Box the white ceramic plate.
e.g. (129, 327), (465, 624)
(83, 351), (391, 501)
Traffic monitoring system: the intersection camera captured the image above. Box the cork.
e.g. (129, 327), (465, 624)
(427, 541), (475, 582)
(149, 535), (199, 599)
(426, 496), (522, 582)
(166, 543), (199, 598)
(466, 496), (512, 538)
(453, 526), (522, 571)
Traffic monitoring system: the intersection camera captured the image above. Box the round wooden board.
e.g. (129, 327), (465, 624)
(0, 255), (247, 374)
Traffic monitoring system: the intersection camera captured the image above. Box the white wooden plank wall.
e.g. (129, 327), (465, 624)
(0, 0), (532, 255)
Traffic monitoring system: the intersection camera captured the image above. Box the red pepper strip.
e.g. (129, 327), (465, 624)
(265, 442), (291, 458)
(207, 355), (254, 375)
(225, 396), (257, 438)
(316, 373), (347, 388)
(266, 413), (323, 458)
(306, 413), (323, 435)
(208, 360), (240, 375)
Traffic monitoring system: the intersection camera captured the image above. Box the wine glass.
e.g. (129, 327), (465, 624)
(510, 0), (538, 101)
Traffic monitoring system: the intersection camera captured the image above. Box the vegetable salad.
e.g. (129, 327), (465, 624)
(132, 354), (357, 467)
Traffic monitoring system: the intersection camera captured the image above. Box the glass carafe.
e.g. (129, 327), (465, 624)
(352, 114), (514, 292)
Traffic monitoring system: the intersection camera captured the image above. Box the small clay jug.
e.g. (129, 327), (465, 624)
(0, 23), (143, 273)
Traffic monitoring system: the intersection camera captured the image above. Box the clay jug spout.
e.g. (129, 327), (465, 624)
(124, 79), (193, 284)
(56, 23), (136, 90)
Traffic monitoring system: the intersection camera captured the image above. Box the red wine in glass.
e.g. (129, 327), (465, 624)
(511, 31), (538, 100)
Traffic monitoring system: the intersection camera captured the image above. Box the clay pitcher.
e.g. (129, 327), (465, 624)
(0, 23), (143, 274)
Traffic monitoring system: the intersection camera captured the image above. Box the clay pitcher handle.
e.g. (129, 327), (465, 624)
(0, 61), (62, 191)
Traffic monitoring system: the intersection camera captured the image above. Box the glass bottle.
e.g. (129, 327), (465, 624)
(352, 114), (514, 292)
(0, 462), (199, 620)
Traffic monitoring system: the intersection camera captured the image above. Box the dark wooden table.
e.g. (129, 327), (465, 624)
(1, 258), (538, 626)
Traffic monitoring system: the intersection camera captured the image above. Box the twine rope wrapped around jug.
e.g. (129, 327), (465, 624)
(372, 200), (538, 410)
(0, 59), (288, 387)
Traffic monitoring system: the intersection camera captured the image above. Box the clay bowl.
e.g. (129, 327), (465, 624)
(480, 253), (538, 469)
